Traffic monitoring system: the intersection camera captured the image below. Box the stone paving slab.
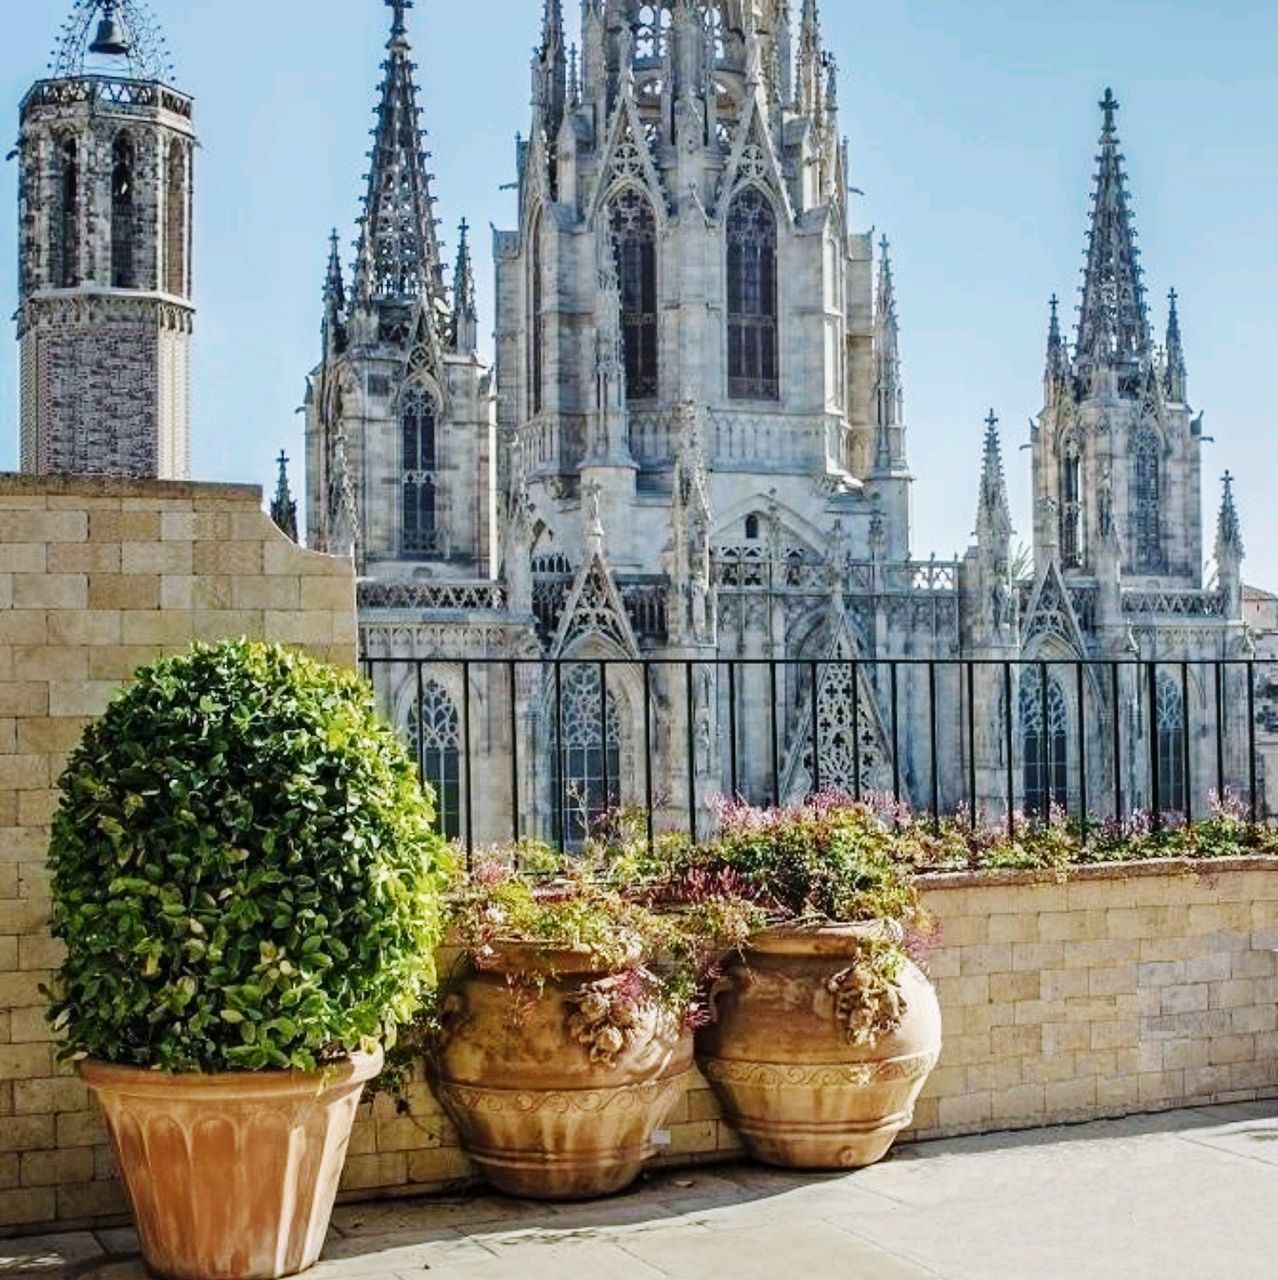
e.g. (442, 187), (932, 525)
(4, 1103), (1278, 1279)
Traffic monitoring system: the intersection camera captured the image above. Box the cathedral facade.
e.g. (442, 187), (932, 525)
(292, 2), (1249, 840)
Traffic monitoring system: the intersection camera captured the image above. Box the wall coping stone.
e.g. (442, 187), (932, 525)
(916, 854), (1278, 892)
(0, 473), (262, 502)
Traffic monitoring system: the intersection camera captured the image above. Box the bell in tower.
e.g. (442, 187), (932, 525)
(16, 0), (194, 479)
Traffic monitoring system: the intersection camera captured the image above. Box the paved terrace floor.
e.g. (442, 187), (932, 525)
(6, 1101), (1278, 1279)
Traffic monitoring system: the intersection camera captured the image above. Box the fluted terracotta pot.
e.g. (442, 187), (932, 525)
(80, 1049), (382, 1280)
(433, 941), (693, 1200)
(696, 924), (941, 1170)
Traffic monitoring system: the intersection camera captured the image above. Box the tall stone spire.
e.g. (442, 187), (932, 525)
(1164, 286), (1187, 401)
(873, 236), (905, 472)
(796, 0), (822, 115)
(322, 230), (347, 358)
(1044, 293), (1067, 387)
(536, 0), (568, 142)
(1215, 471), (1244, 616)
(353, 0), (444, 306)
(270, 452), (299, 543)
(451, 217), (478, 353)
(1075, 88), (1150, 370)
(975, 410), (1012, 554)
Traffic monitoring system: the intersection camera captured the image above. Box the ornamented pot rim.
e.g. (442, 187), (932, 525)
(747, 920), (905, 955)
(464, 937), (647, 978)
(697, 1048), (940, 1089)
(78, 1047), (385, 1101)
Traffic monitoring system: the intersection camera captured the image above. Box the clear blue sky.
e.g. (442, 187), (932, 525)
(2, 1), (1275, 589)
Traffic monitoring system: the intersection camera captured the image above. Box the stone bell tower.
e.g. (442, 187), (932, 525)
(16, 0), (194, 478)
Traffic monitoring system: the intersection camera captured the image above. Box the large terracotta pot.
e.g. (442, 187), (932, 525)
(432, 941), (693, 1200)
(80, 1049), (382, 1280)
(696, 924), (941, 1169)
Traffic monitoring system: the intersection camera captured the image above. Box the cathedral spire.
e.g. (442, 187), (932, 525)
(1075, 88), (1150, 370)
(270, 451), (299, 544)
(1164, 286), (1187, 401)
(1044, 293), (1067, 388)
(975, 409), (1012, 554)
(796, 0), (822, 115)
(451, 217), (478, 353)
(536, 0), (568, 141)
(873, 235), (905, 472)
(353, 0), (445, 308)
(322, 230), (348, 358)
(1216, 471), (1243, 562)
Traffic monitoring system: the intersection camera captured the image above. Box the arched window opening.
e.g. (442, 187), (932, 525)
(52, 137), (79, 288)
(1133, 430), (1162, 572)
(727, 187), (779, 401)
(744, 513), (760, 540)
(610, 190), (658, 401)
(165, 141), (188, 297)
(551, 664), (621, 847)
(635, 4), (672, 60)
(111, 135), (135, 289)
(1155, 674), (1187, 816)
(1020, 668), (1068, 819)
(407, 681), (461, 840)
(1060, 443), (1082, 568)
(529, 212), (545, 417)
(401, 386), (440, 557)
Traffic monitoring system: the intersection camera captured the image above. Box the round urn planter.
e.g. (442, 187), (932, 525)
(433, 941), (694, 1200)
(696, 924), (941, 1170)
(80, 1048), (383, 1280)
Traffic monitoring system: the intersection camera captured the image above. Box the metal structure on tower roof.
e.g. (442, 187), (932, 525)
(49, 0), (174, 82)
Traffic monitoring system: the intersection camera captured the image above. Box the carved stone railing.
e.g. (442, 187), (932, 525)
(708, 411), (825, 470)
(713, 553), (960, 598)
(1122, 590), (1226, 618)
(620, 579), (670, 643)
(22, 76), (193, 121)
(358, 580), (506, 613)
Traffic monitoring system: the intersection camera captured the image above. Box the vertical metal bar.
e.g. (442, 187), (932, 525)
(598, 660), (610, 818)
(642, 662), (654, 853)
(928, 662), (940, 830)
(1181, 660), (1192, 824)
(1039, 659), (1049, 823)
(1004, 662), (1015, 839)
(1148, 661), (1161, 833)
(685, 661), (697, 843)
(554, 661), (566, 854)
(1111, 662), (1123, 828)
(769, 659), (780, 808)
(1215, 660), (1225, 806)
(507, 659), (519, 843)
(851, 659), (863, 802)
(727, 660), (739, 798)
(1248, 660), (1258, 825)
(462, 660), (474, 865)
(890, 661), (901, 807)
(414, 661), (425, 785)
(809, 660), (821, 795)
(1076, 661), (1088, 836)
(966, 661), (977, 831)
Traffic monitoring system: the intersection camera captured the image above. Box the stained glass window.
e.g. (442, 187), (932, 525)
(1020, 668), (1068, 818)
(551, 664), (621, 846)
(610, 190), (659, 401)
(727, 188), (779, 400)
(407, 680), (461, 840)
(401, 385), (439, 556)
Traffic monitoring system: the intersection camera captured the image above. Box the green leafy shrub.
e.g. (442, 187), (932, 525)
(48, 639), (453, 1073)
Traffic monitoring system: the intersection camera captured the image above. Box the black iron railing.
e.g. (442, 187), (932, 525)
(359, 656), (1276, 857)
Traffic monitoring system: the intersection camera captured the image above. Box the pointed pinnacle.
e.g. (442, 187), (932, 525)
(1100, 86), (1119, 138)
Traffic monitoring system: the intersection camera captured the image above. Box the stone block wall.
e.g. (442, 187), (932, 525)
(0, 473), (356, 1232)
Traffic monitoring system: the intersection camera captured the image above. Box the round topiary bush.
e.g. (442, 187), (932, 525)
(48, 638), (453, 1073)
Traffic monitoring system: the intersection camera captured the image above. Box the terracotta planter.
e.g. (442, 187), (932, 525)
(433, 941), (693, 1200)
(80, 1049), (382, 1280)
(696, 924), (941, 1170)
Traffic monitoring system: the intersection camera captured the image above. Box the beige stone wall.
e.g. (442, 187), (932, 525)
(0, 474), (356, 1232)
(334, 858), (1278, 1207)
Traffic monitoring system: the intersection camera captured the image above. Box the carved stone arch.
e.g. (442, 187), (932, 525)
(588, 88), (669, 224)
(716, 99), (793, 223)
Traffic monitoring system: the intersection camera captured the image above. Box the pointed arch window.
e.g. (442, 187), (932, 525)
(407, 680), (461, 840)
(727, 187), (779, 401)
(530, 211), (545, 416)
(551, 664), (621, 847)
(1060, 441), (1082, 569)
(610, 189), (658, 401)
(1155, 673), (1187, 816)
(1133, 429), (1163, 572)
(51, 137), (79, 289)
(1020, 667), (1068, 819)
(111, 134), (135, 289)
(165, 140), (189, 297)
(401, 385), (440, 557)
